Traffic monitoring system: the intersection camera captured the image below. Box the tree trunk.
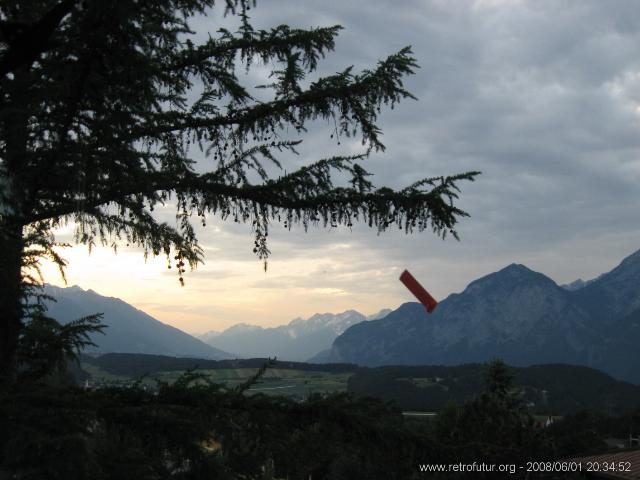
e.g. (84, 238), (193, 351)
(0, 67), (29, 384)
(0, 219), (23, 383)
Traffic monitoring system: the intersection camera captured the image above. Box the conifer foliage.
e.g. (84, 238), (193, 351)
(0, 0), (479, 375)
(433, 360), (550, 474)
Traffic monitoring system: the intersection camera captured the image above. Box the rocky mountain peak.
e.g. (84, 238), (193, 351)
(223, 323), (263, 335)
(463, 263), (556, 296)
(325, 251), (640, 383)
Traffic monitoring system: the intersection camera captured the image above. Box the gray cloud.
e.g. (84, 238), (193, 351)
(237, 1), (640, 276)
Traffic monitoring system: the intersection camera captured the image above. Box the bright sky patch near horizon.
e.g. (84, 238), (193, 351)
(43, 0), (640, 333)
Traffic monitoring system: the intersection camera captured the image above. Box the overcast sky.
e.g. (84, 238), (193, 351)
(45, 0), (640, 333)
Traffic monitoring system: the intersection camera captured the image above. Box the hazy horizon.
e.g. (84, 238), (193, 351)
(42, 247), (634, 335)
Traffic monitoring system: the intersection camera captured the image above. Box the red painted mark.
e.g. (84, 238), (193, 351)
(399, 269), (438, 313)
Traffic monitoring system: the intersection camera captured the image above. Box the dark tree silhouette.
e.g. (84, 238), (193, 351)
(433, 360), (551, 475)
(0, 0), (479, 379)
(0, 0), (77, 76)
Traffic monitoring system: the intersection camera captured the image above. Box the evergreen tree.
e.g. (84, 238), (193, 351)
(483, 358), (514, 399)
(0, 0), (479, 379)
(434, 360), (551, 477)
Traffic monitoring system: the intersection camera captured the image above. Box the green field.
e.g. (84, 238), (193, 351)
(81, 363), (131, 383)
(82, 363), (351, 398)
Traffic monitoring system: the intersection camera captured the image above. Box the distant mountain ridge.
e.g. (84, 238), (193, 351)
(324, 250), (640, 383)
(197, 309), (390, 361)
(43, 285), (231, 359)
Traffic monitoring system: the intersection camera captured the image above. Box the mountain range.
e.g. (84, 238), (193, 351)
(41, 249), (640, 383)
(42, 284), (389, 362)
(323, 249), (640, 383)
(43, 285), (231, 359)
(196, 309), (391, 361)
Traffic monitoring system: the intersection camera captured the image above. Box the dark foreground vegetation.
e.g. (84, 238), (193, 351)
(2, 376), (432, 479)
(4, 346), (640, 478)
(348, 363), (640, 415)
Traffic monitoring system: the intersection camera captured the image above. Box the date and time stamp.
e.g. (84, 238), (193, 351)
(419, 460), (634, 475)
(526, 460), (632, 473)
